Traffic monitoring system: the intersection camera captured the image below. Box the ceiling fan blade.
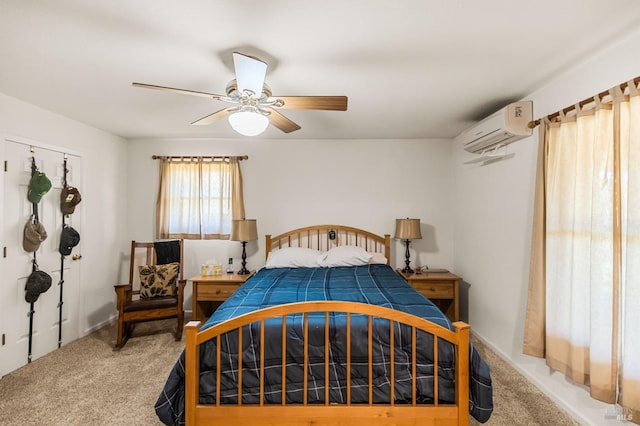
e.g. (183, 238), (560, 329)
(233, 52), (267, 95)
(270, 96), (348, 111)
(132, 82), (224, 100)
(266, 109), (301, 133)
(191, 108), (233, 125)
(463, 156), (489, 164)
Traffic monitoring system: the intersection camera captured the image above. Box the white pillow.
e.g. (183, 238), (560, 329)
(368, 252), (388, 265)
(318, 246), (372, 267)
(264, 247), (323, 269)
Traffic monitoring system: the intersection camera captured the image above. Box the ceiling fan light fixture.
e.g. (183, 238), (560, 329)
(228, 110), (270, 136)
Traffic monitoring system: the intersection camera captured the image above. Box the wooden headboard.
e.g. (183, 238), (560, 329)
(265, 224), (391, 264)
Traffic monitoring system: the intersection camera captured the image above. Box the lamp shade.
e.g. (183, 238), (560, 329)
(228, 111), (269, 136)
(230, 219), (258, 242)
(394, 218), (422, 240)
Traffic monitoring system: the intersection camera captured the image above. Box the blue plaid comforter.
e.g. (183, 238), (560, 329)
(155, 264), (493, 424)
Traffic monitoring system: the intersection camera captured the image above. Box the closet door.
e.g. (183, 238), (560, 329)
(1, 138), (82, 376)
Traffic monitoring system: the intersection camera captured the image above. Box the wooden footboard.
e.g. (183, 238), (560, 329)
(184, 301), (470, 426)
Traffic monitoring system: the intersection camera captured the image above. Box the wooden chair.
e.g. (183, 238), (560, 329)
(114, 240), (185, 349)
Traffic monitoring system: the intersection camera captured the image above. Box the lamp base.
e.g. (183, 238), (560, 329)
(402, 239), (414, 274)
(401, 266), (415, 274)
(237, 241), (250, 275)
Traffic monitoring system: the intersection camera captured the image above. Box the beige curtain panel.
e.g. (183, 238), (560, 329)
(156, 156), (246, 240)
(524, 80), (640, 421)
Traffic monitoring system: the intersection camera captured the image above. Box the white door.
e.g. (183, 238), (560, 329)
(1, 138), (82, 376)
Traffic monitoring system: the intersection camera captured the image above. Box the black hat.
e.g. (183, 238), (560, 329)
(59, 226), (80, 256)
(25, 270), (52, 303)
(23, 220), (48, 252)
(27, 172), (52, 203)
(60, 186), (82, 215)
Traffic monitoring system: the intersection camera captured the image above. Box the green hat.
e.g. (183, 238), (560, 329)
(27, 172), (52, 203)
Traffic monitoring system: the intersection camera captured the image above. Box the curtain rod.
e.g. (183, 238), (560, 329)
(152, 155), (248, 161)
(528, 75), (640, 129)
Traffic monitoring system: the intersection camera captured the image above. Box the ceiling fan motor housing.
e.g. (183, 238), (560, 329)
(226, 79), (272, 98)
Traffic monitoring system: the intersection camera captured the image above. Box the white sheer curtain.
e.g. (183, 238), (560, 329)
(525, 80), (639, 421)
(545, 100), (616, 398)
(620, 85), (640, 418)
(156, 157), (245, 240)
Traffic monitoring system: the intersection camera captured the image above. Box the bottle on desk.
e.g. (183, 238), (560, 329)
(226, 257), (234, 274)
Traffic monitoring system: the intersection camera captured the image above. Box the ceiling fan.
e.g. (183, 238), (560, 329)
(132, 52), (348, 136)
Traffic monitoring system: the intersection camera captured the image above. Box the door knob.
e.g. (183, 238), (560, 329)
(72, 254), (82, 261)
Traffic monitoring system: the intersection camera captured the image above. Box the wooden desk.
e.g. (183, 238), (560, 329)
(397, 270), (461, 322)
(190, 272), (254, 322)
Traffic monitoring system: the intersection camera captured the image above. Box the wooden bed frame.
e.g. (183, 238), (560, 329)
(184, 225), (471, 425)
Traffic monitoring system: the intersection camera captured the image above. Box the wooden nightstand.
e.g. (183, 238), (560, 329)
(190, 272), (254, 322)
(397, 270), (460, 322)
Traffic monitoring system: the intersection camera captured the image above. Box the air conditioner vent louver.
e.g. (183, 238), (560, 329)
(460, 101), (533, 154)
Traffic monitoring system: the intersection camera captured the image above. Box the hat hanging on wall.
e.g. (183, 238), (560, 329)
(25, 270), (52, 303)
(27, 172), (52, 203)
(60, 186), (82, 215)
(59, 226), (80, 256)
(23, 220), (48, 252)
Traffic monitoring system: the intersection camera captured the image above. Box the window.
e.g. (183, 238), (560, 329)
(524, 79), (640, 414)
(156, 156), (246, 239)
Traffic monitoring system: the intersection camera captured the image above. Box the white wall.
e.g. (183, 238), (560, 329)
(0, 92), (129, 335)
(452, 30), (640, 425)
(126, 137), (456, 306)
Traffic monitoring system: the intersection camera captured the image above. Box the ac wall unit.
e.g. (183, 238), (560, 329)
(460, 101), (533, 154)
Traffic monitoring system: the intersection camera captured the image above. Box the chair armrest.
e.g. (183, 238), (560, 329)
(114, 284), (133, 310)
(177, 279), (186, 290)
(114, 284), (132, 289)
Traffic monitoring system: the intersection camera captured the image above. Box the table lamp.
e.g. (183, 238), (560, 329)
(394, 218), (422, 273)
(230, 219), (258, 274)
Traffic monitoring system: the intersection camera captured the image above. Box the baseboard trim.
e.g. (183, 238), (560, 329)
(82, 314), (117, 337)
(82, 309), (194, 336)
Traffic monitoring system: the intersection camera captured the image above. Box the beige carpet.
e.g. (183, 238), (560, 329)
(0, 320), (578, 425)
(469, 338), (579, 426)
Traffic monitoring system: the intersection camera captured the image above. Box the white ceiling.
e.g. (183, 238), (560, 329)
(1, 0), (640, 140)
